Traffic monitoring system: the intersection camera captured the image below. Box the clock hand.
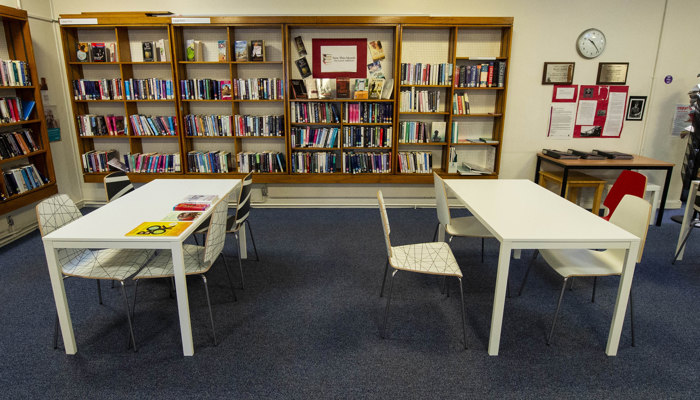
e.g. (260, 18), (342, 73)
(587, 38), (599, 52)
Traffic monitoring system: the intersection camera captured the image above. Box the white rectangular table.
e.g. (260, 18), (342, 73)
(444, 179), (640, 356)
(43, 179), (241, 356)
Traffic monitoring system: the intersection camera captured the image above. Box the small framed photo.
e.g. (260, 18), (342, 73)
(542, 62), (575, 85)
(626, 96), (647, 121)
(597, 62), (629, 85)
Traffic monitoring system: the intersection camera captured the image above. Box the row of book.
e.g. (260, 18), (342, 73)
(399, 89), (442, 113)
(124, 78), (175, 100)
(290, 102), (340, 124)
(0, 60), (31, 86)
(237, 151), (285, 173)
(454, 61), (506, 88)
(400, 63), (453, 86)
(343, 103), (393, 124)
(343, 126), (392, 148)
(399, 121), (447, 143)
(0, 97), (34, 123)
(397, 151), (433, 173)
(453, 93), (471, 115)
(0, 130), (38, 159)
(179, 78), (284, 101)
(291, 127), (339, 148)
(72, 79), (123, 100)
(81, 150), (181, 173)
(3, 164), (46, 196)
(184, 114), (284, 137)
(187, 151), (231, 173)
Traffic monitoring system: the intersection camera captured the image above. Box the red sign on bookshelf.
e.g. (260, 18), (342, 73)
(312, 38), (367, 79)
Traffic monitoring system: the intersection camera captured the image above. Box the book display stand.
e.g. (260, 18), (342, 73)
(0, 5), (57, 214)
(59, 14), (512, 184)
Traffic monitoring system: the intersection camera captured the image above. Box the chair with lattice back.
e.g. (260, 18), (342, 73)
(37, 194), (153, 351)
(132, 194), (237, 346)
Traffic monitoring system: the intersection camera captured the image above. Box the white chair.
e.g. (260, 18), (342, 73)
(132, 195), (236, 346)
(518, 194), (651, 346)
(433, 172), (493, 262)
(37, 194), (153, 351)
(377, 190), (467, 349)
(673, 180), (700, 263)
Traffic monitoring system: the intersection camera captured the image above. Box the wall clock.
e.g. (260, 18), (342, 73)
(577, 28), (606, 59)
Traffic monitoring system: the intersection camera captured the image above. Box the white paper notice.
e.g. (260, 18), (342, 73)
(319, 46), (358, 73)
(555, 87), (576, 100)
(548, 103), (577, 139)
(602, 92), (627, 136)
(576, 100), (597, 125)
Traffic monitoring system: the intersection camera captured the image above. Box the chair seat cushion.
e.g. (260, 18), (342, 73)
(390, 242), (462, 277)
(539, 248), (626, 278)
(134, 244), (207, 279)
(446, 216), (493, 238)
(61, 248), (154, 281)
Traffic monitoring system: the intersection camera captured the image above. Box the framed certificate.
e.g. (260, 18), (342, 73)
(597, 62), (629, 85)
(542, 62), (575, 85)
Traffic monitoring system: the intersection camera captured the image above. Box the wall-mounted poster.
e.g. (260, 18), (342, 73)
(312, 38), (367, 78)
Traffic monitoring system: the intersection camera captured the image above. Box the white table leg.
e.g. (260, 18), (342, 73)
(171, 244), (194, 356)
(606, 240), (640, 356)
(44, 241), (77, 354)
(238, 222), (248, 259)
(488, 241), (512, 356)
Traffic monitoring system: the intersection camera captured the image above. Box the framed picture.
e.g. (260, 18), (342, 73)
(597, 62), (629, 85)
(312, 38), (367, 78)
(626, 96), (647, 121)
(542, 62), (575, 85)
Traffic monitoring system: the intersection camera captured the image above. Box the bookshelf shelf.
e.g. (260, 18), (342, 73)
(59, 13), (512, 184)
(0, 6), (57, 212)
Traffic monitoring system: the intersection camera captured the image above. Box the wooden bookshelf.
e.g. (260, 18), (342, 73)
(0, 5), (58, 214)
(59, 13), (512, 183)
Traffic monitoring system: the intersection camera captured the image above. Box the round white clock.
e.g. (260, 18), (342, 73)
(577, 28), (606, 59)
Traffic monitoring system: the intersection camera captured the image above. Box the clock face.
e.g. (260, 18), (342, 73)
(577, 29), (606, 59)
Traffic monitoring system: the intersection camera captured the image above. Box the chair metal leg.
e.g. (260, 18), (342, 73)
(630, 287), (636, 347)
(432, 222), (440, 242)
(97, 280), (103, 305)
(380, 259), (389, 297)
(458, 277), (467, 350)
(591, 277), (597, 303)
(518, 250), (539, 296)
(220, 254), (238, 302)
(673, 226), (695, 264)
(119, 281), (137, 352)
(245, 220), (260, 261)
(547, 278), (569, 346)
(235, 232), (245, 290)
(201, 274), (217, 346)
(481, 237), (485, 263)
(382, 270), (398, 339)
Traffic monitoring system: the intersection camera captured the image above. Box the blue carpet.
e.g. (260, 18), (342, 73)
(0, 206), (699, 398)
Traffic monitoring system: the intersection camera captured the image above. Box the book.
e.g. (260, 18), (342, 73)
(381, 78), (394, 99)
(142, 41), (154, 62)
(317, 79), (334, 99)
(336, 77), (350, 99)
(431, 121), (446, 143)
(543, 149), (580, 159)
(76, 42), (90, 62)
(368, 78), (385, 100)
(368, 40), (385, 61)
(234, 41), (248, 61)
(291, 79), (308, 99)
(218, 40), (228, 62)
(295, 57), (312, 78)
(125, 221), (192, 237)
(304, 77), (318, 99)
(592, 150), (634, 160)
(220, 80), (232, 100)
(90, 43), (106, 62)
(162, 211), (203, 222)
(250, 40), (265, 61)
(294, 36), (307, 56)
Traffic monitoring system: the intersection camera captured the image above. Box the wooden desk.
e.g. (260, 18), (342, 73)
(535, 153), (674, 226)
(444, 179), (640, 356)
(43, 179), (241, 356)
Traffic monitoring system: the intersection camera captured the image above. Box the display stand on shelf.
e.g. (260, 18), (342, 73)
(59, 14), (512, 184)
(0, 5), (57, 214)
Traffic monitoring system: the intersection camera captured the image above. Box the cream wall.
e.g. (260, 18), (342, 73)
(2, 0), (699, 241)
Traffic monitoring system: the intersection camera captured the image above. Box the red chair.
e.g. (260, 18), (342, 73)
(602, 170), (647, 220)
